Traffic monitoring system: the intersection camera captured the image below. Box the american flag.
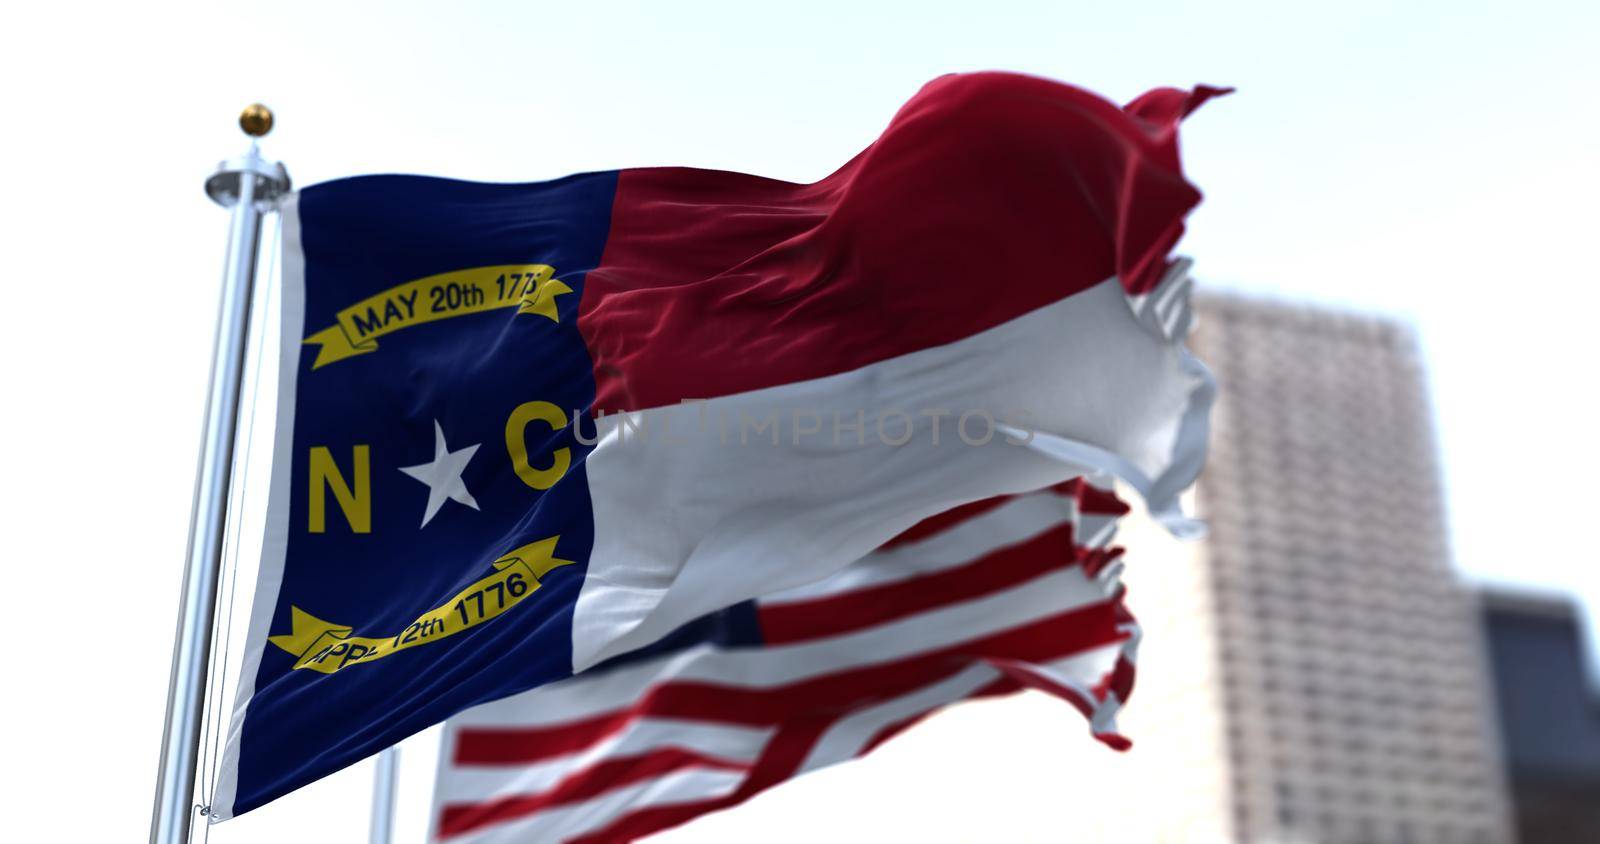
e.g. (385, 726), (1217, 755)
(430, 478), (1140, 842)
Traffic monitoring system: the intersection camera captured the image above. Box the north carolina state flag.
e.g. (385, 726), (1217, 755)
(215, 71), (1223, 822)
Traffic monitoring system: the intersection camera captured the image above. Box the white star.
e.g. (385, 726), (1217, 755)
(398, 420), (481, 528)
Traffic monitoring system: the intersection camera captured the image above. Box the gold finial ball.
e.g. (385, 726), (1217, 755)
(239, 103), (274, 138)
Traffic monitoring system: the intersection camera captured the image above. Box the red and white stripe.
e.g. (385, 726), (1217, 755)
(431, 479), (1137, 843)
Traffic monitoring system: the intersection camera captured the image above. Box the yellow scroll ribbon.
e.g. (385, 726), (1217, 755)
(302, 264), (571, 369)
(267, 537), (574, 674)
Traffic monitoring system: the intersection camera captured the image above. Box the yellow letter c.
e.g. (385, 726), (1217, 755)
(506, 400), (570, 490)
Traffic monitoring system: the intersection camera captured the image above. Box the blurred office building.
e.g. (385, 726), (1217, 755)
(1106, 294), (1518, 843)
(1478, 589), (1600, 842)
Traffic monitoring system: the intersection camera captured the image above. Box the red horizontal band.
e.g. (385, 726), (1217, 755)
(438, 747), (748, 838)
(454, 596), (1129, 767)
(758, 523), (1084, 644)
(581, 73), (1217, 411)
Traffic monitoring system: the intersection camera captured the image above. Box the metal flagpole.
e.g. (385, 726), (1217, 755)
(150, 104), (291, 844)
(369, 746), (401, 844)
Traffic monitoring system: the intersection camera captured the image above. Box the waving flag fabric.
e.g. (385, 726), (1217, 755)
(214, 71), (1222, 819)
(430, 480), (1135, 843)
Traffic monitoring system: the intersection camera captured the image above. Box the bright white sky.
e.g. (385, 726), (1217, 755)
(2, 1), (1597, 841)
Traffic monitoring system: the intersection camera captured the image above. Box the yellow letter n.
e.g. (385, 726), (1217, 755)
(309, 445), (371, 533)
